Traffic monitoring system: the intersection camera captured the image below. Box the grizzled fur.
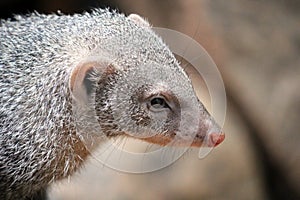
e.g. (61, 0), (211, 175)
(0, 9), (218, 200)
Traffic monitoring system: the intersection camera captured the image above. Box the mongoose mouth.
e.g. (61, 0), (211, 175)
(129, 132), (225, 148)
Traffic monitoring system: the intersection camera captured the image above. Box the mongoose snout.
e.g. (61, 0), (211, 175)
(208, 132), (225, 147)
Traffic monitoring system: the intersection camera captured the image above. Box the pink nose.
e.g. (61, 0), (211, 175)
(210, 132), (225, 147)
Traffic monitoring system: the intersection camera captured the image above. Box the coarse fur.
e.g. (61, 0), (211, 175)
(0, 9), (224, 200)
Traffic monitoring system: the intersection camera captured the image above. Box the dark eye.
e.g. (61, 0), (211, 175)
(150, 97), (170, 110)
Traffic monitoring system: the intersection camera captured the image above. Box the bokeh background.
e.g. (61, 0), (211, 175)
(1, 0), (299, 199)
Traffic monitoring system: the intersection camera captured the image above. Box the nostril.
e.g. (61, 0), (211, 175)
(210, 132), (225, 147)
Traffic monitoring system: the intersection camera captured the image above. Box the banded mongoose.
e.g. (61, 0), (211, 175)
(0, 9), (225, 200)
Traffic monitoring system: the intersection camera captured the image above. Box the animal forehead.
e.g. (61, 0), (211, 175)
(131, 61), (187, 81)
(140, 64), (191, 88)
(117, 63), (196, 100)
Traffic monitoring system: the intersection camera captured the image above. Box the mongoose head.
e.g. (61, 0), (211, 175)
(69, 13), (225, 148)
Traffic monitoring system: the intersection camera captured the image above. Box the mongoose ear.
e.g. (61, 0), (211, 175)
(128, 14), (150, 28)
(69, 61), (111, 104)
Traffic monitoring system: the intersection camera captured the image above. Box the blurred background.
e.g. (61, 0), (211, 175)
(1, 0), (299, 199)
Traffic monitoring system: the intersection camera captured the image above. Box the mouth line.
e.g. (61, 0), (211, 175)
(123, 132), (225, 148)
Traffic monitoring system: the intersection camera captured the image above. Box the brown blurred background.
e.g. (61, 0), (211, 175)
(1, 0), (299, 199)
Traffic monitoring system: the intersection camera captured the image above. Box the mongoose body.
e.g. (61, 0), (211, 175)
(0, 9), (224, 199)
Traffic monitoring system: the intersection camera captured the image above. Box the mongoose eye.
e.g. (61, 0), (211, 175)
(149, 97), (170, 110)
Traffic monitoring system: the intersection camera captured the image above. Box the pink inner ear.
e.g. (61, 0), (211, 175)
(69, 61), (103, 104)
(128, 14), (150, 27)
(69, 62), (95, 93)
